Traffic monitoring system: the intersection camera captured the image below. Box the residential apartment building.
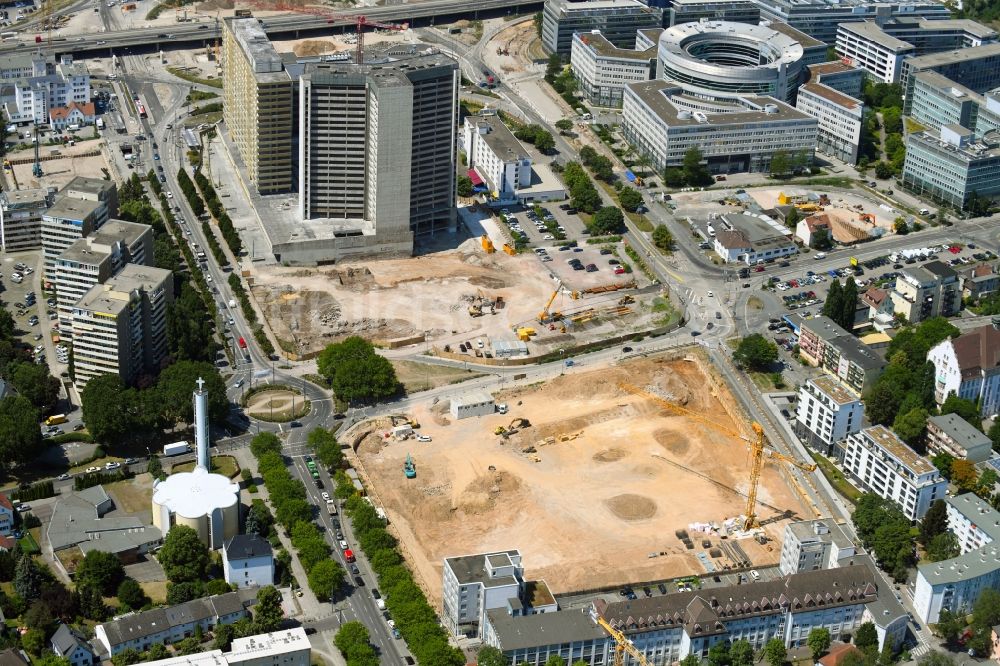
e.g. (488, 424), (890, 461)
(41, 197), (106, 280)
(0, 496), (14, 536)
(622, 80), (817, 175)
(221, 18), (295, 194)
(778, 520), (856, 576)
(120, 629), (310, 666)
(541, 0), (663, 55)
(902, 125), (1000, 211)
(50, 625), (95, 666)
(442, 551), (525, 637)
(667, 0), (758, 26)
(223, 534), (274, 589)
(837, 18), (997, 84)
(914, 493), (1000, 623)
(570, 30), (657, 108)
(54, 219), (153, 335)
(862, 287), (896, 330)
(4, 55), (90, 124)
(891, 260), (961, 322)
(794, 375), (864, 454)
(925, 413), (993, 463)
(753, 0), (951, 45)
(841, 425), (946, 520)
(482, 607), (609, 666)
(462, 112), (532, 203)
(962, 263), (1000, 301)
(796, 315), (887, 394)
(71, 265), (173, 388)
(0, 188), (50, 252)
(795, 81), (864, 164)
(927, 321), (1000, 417)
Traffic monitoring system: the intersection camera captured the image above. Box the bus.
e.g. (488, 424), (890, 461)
(137, 102), (147, 119)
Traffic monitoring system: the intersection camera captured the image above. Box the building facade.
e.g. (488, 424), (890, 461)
(0, 188), (50, 252)
(40, 178), (118, 279)
(541, 0), (663, 55)
(891, 261), (961, 322)
(902, 125), (1000, 211)
(667, 0), (758, 26)
(927, 321), (1000, 417)
(794, 375), (864, 454)
(6, 56), (90, 124)
(753, 0), (951, 46)
(223, 534), (275, 589)
(795, 82), (864, 164)
(796, 315), (887, 394)
(462, 112), (532, 202)
(442, 550), (525, 637)
(925, 413), (993, 463)
(778, 520), (856, 576)
(841, 425), (946, 521)
(570, 30), (657, 108)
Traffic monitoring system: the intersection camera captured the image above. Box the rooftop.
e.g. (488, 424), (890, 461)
(800, 82), (861, 110)
(57, 240), (111, 266)
(860, 425), (936, 475)
(486, 608), (607, 650)
(524, 580), (556, 607)
(948, 323), (1000, 378)
(99, 590), (256, 647)
(786, 519), (854, 548)
(550, 0), (659, 14)
(89, 219), (151, 249)
(574, 30), (657, 60)
(927, 413), (992, 451)
(465, 113), (530, 163)
(152, 467), (240, 520)
(45, 486), (159, 553)
(227, 628), (310, 659)
(627, 80), (813, 127)
(452, 391), (495, 408)
(444, 550), (521, 588)
(904, 42), (1000, 72)
(918, 493), (1000, 584)
(43, 196), (102, 222)
(225, 534), (273, 561)
(808, 61), (860, 78)
(227, 18), (289, 83)
(807, 375), (860, 405)
(0, 188), (48, 207)
(838, 21), (915, 52)
(63, 176), (115, 198)
(104, 264), (172, 294)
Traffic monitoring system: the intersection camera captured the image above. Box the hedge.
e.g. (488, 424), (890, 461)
(74, 468), (133, 490)
(11, 481), (55, 502)
(48, 432), (93, 444)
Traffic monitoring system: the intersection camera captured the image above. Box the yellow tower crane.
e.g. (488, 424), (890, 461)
(595, 615), (651, 666)
(618, 383), (817, 531)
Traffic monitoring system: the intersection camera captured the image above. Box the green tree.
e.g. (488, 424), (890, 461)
(308, 559), (346, 602)
(588, 155), (614, 182)
(167, 283), (220, 363)
(317, 337), (399, 404)
(22, 628), (45, 655)
(918, 652), (955, 666)
(246, 502), (273, 537)
(892, 407), (929, 445)
(534, 130), (556, 153)
(680, 656), (701, 666)
(478, 647), (508, 666)
(158, 525), (209, 583)
(708, 641), (731, 666)
(7, 362), (60, 412)
(80, 374), (135, 444)
(652, 225), (674, 252)
(953, 459), (980, 493)
(75, 550), (126, 595)
(14, 556), (41, 599)
(78, 584), (109, 620)
(920, 499), (949, 545)
(166, 581), (204, 604)
(926, 532), (960, 562)
(840, 278), (858, 331)
(117, 577), (150, 610)
(682, 147), (710, 186)
(989, 420), (1000, 453)
(111, 649), (142, 666)
(591, 207), (625, 235)
(253, 585), (284, 633)
(933, 452), (956, 480)
(769, 150), (791, 176)
(545, 53), (561, 79)
(823, 279), (844, 322)
(546, 656), (566, 666)
(147, 455), (164, 480)
(308, 428), (344, 469)
(854, 622), (878, 650)
(730, 640), (754, 666)
(457, 175), (473, 198)
(874, 161), (894, 179)
(733, 334), (778, 371)
(156, 361), (228, 424)
(663, 167), (685, 188)
(618, 187), (643, 213)
(555, 119), (573, 132)
(250, 432), (283, 459)
(941, 395), (981, 429)
(762, 638), (787, 666)
(0, 395), (42, 473)
(334, 622), (378, 666)
(807, 628), (831, 660)
(784, 206), (800, 229)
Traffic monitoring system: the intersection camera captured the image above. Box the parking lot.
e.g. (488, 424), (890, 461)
(496, 202), (589, 246)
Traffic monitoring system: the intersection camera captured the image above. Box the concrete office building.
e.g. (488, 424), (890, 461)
(841, 425), (946, 520)
(0, 188), (50, 252)
(463, 112), (532, 202)
(902, 44), (1000, 113)
(837, 18), (996, 84)
(442, 550), (525, 637)
(622, 80), (816, 174)
(906, 71), (998, 133)
(891, 260), (961, 322)
(914, 492), (1000, 623)
(794, 375), (864, 454)
(541, 0), (663, 55)
(778, 519), (856, 575)
(71, 265), (173, 388)
(753, 0), (951, 46)
(902, 125), (1000, 210)
(807, 61), (865, 99)
(483, 607), (608, 666)
(796, 81), (864, 164)
(927, 321), (1000, 417)
(570, 30), (658, 108)
(54, 220), (153, 335)
(667, 0), (759, 27)
(926, 413), (993, 463)
(221, 18), (295, 194)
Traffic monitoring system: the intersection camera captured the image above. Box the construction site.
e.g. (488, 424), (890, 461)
(346, 349), (811, 605)
(252, 237), (672, 359)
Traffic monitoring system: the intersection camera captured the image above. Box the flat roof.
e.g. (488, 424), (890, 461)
(862, 425), (935, 475)
(466, 113), (530, 162)
(808, 375), (860, 404)
(453, 391), (495, 407)
(928, 413), (992, 450)
(105, 264), (172, 293)
(905, 42), (1000, 72)
(89, 219), (151, 248)
(626, 80), (812, 127)
(57, 240), (111, 266)
(800, 82), (861, 110)
(768, 19), (825, 49)
(786, 519), (854, 548)
(574, 30), (657, 60)
(444, 550), (520, 588)
(486, 608), (607, 650)
(228, 629), (310, 659)
(918, 493), (1000, 584)
(63, 176), (114, 197)
(0, 188), (47, 206)
(808, 61), (860, 77)
(839, 21), (915, 52)
(43, 196), (101, 221)
(553, 0), (656, 12)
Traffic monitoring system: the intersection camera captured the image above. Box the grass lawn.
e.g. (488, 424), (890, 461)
(391, 360), (486, 394)
(811, 452), (862, 504)
(650, 297), (681, 328)
(625, 211), (654, 232)
(747, 296), (764, 310)
(303, 373), (332, 390)
(748, 371), (787, 392)
(105, 474), (155, 513)
(56, 548), (84, 574)
(140, 581), (169, 605)
(21, 530), (40, 555)
(171, 455), (240, 478)
(166, 66), (223, 89)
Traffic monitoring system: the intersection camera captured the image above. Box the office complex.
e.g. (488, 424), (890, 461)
(794, 375), (864, 454)
(901, 43), (1000, 113)
(796, 81), (864, 164)
(667, 0), (758, 27)
(903, 125), (1000, 210)
(906, 72), (1000, 133)
(915, 493), (1000, 623)
(841, 425), (946, 521)
(71, 265), (173, 388)
(570, 30), (658, 108)
(622, 80), (816, 174)
(836, 18), (996, 83)
(927, 321), (1000, 417)
(0, 188), (50, 252)
(54, 220), (153, 336)
(541, 0), (663, 55)
(221, 18), (295, 194)
(890, 260), (961, 322)
(778, 519), (856, 575)
(753, 0), (950, 45)
(795, 315), (887, 393)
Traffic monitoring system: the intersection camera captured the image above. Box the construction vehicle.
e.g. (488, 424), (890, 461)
(403, 454), (416, 479)
(795, 202), (822, 213)
(516, 327), (536, 341)
(481, 234), (495, 254)
(502, 243), (516, 256)
(594, 614), (651, 666)
(538, 282), (564, 323)
(617, 295), (635, 306)
(859, 213), (875, 225)
(619, 383), (817, 531)
(495, 418), (531, 438)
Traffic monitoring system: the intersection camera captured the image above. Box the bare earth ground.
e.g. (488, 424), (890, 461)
(353, 351), (806, 605)
(245, 389), (307, 419)
(253, 239), (663, 357)
(8, 139), (110, 191)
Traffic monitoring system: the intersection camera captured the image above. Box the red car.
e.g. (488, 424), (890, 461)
(754, 266), (765, 272)
(949, 246), (962, 254)
(790, 280), (799, 288)
(614, 266), (626, 275)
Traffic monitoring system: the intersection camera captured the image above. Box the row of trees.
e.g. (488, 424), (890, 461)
(562, 162), (601, 214)
(859, 81), (905, 176)
(249, 432), (347, 599)
(852, 493), (916, 580)
(821, 279), (859, 333)
(334, 622), (379, 666)
(79, 360), (228, 445)
(175, 168), (206, 217)
(316, 337), (399, 404)
(334, 471), (465, 665)
(768, 149), (813, 178)
(512, 123), (556, 153)
(579, 145), (614, 183)
(227, 273), (275, 356)
(193, 169), (242, 256)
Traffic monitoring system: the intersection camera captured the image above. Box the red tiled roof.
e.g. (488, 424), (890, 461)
(804, 214), (830, 232)
(862, 287), (887, 307)
(952, 324), (1000, 379)
(0, 536), (14, 551)
(715, 230), (750, 250)
(49, 101), (95, 121)
(0, 495), (12, 512)
(819, 644), (864, 666)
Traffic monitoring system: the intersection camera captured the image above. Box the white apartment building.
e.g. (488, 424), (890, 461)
(570, 30), (657, 108)
(926, 413), (993, 462)
(8, 57), (90, 124)
(223, 534), (274, 589)
(442, 551), (525, 637)
(71, 265), (173, 388)
(914, 493), (1000, 623)
(622, 80), (817, 175)
(778, 520), (857, 575)
(462, 112), (532, 203)
(794, 375), (864, 454)
(836, 21), (915, 83)
(841, 425), (946, 521)
(40, 178), (118, 279)
(0, 495), (14, 536)
(927, 321), (1000, 417)
(795, 82), (864, 164)
(0, 188), (50, 252)
(892, 261), (962, 323)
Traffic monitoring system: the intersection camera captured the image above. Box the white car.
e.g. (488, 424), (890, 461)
(339, 540), (349, 550)
(321, 492), (331, 501)
(416, 434), (432, 442)
(105, 461), (121, 470)
(166, 191), (174, 198)
(85, 466), (100, 474)
(706, 291), (714, 297)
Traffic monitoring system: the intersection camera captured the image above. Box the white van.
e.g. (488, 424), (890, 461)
(749, 570), (761, 581)
(919, 208), (930, 215)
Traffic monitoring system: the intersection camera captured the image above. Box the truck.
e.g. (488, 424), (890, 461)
(163, 441), (190, 456)
(67, 124), (80, 131)
(95, 118), (104, 130)
(45, 414), (68, 426)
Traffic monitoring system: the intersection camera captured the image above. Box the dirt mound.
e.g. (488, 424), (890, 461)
(198, 0), (232, 9)
(469, 276), (508, 289)
(605, 494), (657, 521)
(654, 428), (689, 456)
(457, 470), (522, 515)
(593, 448), (628, 463)
(293, 39), (337, 56)
(534, 405), (633, 440)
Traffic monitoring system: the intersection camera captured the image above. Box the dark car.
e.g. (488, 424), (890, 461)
(586, 264), (597, 272)
(643, 586), (653, 597)
(658, 583), (668, 594)
(290, 421), (302, 428)
(599, 248), (612, 255)
(351, 564), (360, 575)
(622, 346), (633, 353)
(333, 519), (341, 529)
(354, 576), (365, 587)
